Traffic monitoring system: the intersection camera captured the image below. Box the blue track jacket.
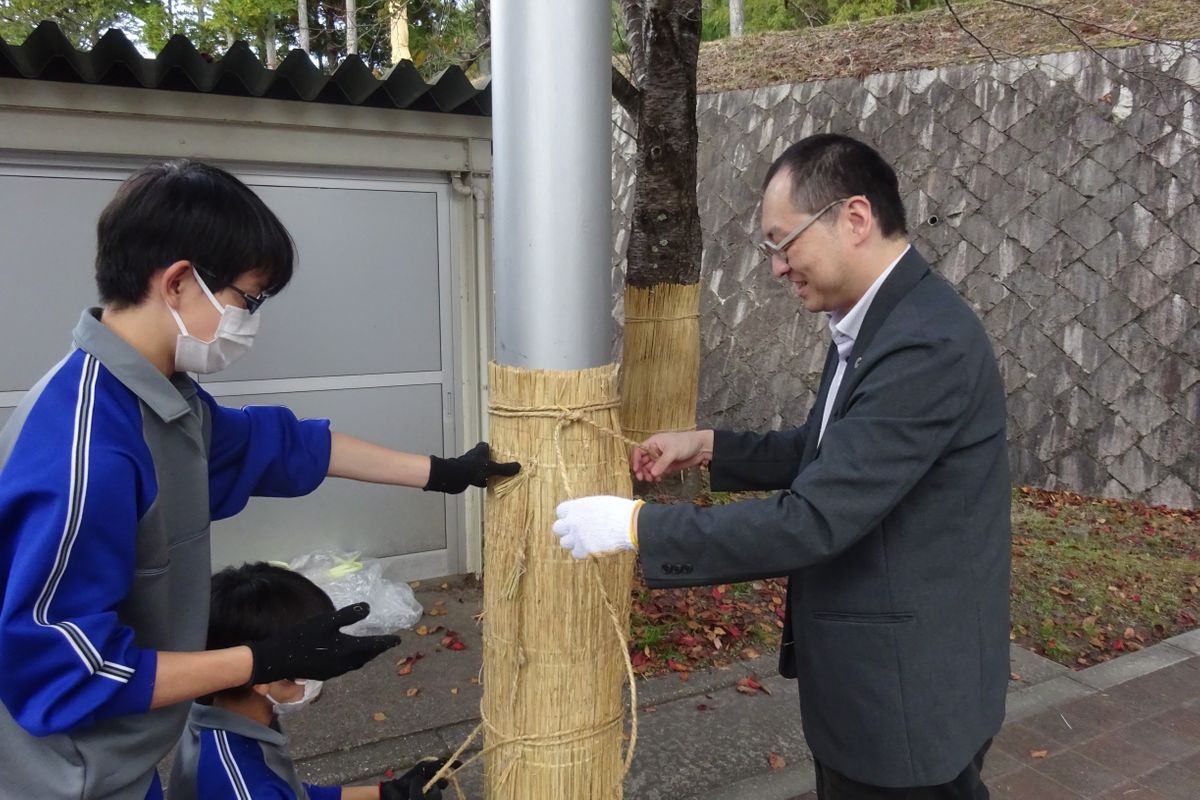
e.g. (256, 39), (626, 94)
(0, 309), (331, 799)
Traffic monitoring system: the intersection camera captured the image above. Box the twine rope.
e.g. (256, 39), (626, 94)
(623, 313), (700, 322)
(425, 399), (643, 794)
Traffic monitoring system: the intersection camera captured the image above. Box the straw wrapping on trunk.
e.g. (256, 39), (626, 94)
(620, 283), (701, 443)
(428, 364), (637, 799)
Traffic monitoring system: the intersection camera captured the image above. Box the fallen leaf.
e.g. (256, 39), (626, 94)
(416, 625), (430, 636)
(469, 677), (481, 685)
(440, 582), (450, 590)
(1009, 672), (1022, 681)
(696, 703), (709, 711)
(451, 688), (459, 695)
(767, 752), (786, 770)
(406, 688), (419, 698)
(742, 647), (761, 660)
(410, 581), (421, 590)
(373, 712), (387, 722)
(1030, 749), (1048, 759)
(429, 607), (447, 617)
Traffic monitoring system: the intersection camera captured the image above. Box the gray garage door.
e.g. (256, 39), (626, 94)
(0, 159), (461, 577)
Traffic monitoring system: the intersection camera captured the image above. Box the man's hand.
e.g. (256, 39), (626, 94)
(379, 758), (459, 800)
(553, 497), (643, 559)
(424, 441), (521, 494)
(631, 430), (714, 482)
(248, 603), (401, 684)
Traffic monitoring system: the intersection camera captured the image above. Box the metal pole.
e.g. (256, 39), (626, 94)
(492, 0), (612, 370)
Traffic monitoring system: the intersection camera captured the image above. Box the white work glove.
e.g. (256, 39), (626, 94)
(553, 497), (644, 559)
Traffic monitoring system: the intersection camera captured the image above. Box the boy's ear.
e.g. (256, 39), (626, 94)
(159, 260), (194, 310)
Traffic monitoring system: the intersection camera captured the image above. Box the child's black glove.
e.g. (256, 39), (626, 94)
(379, 757), (458, 800)
(424, 441), (520, 494)
(247, 603), (401, 684)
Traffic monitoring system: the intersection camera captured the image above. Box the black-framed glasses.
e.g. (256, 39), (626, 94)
(755, 197), (852, 263)
(193, 264), (271, 315)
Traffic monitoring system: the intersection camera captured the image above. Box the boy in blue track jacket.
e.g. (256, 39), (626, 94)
(170, 563), (453, 800)
(0, 160), (517, 800)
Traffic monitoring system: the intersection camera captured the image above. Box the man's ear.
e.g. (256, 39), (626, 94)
(158, 260), (194, 310)
(842, 196), (875, 246)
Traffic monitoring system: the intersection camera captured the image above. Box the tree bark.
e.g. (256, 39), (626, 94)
(298, 0), (311, 52)
(624, 0), (702, 288)
(265, 17), (278, 68)
(389, 0), (411, 63)
(619, 0), (648, 86)
(730, 0), (744, 36)
(346, 0), (358, 54)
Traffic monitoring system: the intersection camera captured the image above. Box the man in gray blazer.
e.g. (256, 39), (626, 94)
(553, 134), (1011, 799)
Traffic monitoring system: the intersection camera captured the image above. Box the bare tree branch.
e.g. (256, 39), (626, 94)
(943, 0), (1010, 64)
(612, 64), (642, 116)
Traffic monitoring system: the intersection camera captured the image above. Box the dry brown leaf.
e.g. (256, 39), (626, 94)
(767, 752), (786, 770)
(406, 688), (419, 698)
(1030, 749), (1048, 759)
(373, 712), (387, 722)
(451, 687), (459, 695)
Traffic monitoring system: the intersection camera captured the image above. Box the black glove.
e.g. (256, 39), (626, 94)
(379, 758), (459, 800)
(247, 603), (401, 685)
(424, 441), (520, 494)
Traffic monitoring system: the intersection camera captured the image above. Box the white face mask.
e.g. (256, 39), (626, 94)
(267, 678), (323, 716)
(167, 267), (260, 374)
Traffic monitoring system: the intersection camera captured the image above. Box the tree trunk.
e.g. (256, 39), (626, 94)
(474, 0), (491, 75)
(265, 17), (278, 68)
(389, 0), (411, 63)
(619, 0), (703, 498)
(729, 0), (744, 37)
(624, 0), (702, 289)
(298, 0), (310, 52)
(346, 0), (358, 55)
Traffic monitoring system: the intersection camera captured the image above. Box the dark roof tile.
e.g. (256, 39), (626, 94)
(0, 21), (490, 116)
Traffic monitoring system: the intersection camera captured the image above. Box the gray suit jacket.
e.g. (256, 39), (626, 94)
(638, 247), (1011, 788)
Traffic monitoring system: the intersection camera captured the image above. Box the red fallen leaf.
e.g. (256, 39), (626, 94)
(667, 659), (688, 672)
(1130, 594), (1141, 603)
(397, 656), (420, 676)
(1113, 639), (1126, 652)
(630, 651), (649, 668)
(736, 676), (771, 695)
(726, 624), (742, 639)
(448, 640), (467, 651)
(678, 672), (690, 682)
(767, 752), (786, 770)
(696, 704), (710, 711)
(678, 635), (699, 648)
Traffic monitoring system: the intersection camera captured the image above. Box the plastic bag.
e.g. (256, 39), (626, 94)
(286, 550), (423, 635)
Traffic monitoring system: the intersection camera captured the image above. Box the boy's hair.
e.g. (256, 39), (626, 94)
(208, 563), (333, 693)
(95, 160), (295, 308)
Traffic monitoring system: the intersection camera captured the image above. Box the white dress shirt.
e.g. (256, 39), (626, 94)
(817, 245), (911, 445)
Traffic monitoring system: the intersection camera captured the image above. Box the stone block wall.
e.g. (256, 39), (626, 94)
(612, 41), (1199, 507)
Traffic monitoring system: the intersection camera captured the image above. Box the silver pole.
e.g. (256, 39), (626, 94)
(492, 0), (613, 370)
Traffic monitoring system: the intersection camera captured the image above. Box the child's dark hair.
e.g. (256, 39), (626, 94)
(95, 160), (295, 308)
(208, 563), (333, 693)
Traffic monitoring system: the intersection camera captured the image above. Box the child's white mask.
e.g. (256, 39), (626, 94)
(267, 678), (323, 716)
(167, 267), (259, 374)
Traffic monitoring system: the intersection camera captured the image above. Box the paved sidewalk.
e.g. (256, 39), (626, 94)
(273, 577), (1200, 800)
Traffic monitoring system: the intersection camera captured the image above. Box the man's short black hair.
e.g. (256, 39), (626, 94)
(95, 160), (295, 308)
(763, 134), (908, 238)
(208, 562), (333, 652)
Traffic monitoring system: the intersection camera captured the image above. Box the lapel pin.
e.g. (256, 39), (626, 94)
(853, 357), (862, 369)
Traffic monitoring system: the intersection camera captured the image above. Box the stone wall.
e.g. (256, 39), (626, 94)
(612, 41), (1200, 507)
